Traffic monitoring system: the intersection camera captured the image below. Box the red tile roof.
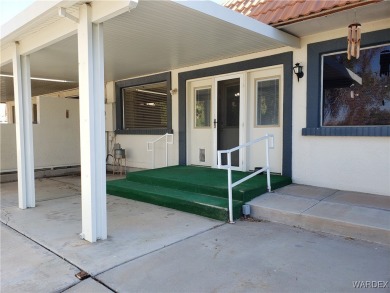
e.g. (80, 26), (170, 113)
(223, 0), (383, 27)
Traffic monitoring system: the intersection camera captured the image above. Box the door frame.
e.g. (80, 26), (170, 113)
(213, 73), (246, 171)
(178, 52), (293, 177)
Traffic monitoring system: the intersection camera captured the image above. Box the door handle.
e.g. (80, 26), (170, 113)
(214, 119), (218, 128)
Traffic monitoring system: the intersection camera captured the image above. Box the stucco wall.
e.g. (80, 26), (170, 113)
(0, 96), (80, 171)
(291, 19), (390, 196)
(113, 134), (174, 169)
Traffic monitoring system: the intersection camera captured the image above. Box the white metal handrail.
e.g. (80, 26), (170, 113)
(147, 133), (174, 169)
(217, 133), (274, 223)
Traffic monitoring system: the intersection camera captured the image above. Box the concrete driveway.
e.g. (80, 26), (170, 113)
(1, 176), (389, 292)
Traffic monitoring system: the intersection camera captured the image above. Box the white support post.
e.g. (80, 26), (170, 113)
(93, 21), (107, 241)
(13, 44), (35, 209)
(78, 4), (107, 242)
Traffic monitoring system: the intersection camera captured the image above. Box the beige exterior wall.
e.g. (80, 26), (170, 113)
(291, 19), (390, 196)
(0, 96), (80, 171)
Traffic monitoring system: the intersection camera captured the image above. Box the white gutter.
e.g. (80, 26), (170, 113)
(92, 0), (138, 23)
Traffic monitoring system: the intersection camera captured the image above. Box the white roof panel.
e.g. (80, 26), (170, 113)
(1, 0), (300, 100)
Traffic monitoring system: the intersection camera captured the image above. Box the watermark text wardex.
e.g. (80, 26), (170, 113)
(353, 281), (389, 289)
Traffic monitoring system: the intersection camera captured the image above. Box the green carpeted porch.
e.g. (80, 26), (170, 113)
(106, 165), (291, 221)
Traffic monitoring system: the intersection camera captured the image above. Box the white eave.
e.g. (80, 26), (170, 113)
(0, 0), (301, 100)
(173, 0), (300, 48)
(0, 0), (77, 44)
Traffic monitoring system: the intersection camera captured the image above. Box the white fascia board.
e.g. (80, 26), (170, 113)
(1, 0), (138, 65)
(0, 0), (78, 42)
(19, 18), (78, 56)
(91, 0), (139, 23)
(173, 0), (301, 49)
(0, 17), (78, 66)
(0, 0), (79, 65)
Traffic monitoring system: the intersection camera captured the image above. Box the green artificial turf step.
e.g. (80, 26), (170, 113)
(107, 179), (242, 221)
(125, 165), (292, 202)
(107, 166), (292, 221)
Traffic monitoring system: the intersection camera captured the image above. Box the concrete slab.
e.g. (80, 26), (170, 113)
(0, 177), (81, 208)
(0, 174), (125, 208)
(249, 184), (390, 245)
(249, 192), (319, 214)
(46, 175), (82, 187)
(2, 178), (390, 292)
(97, 221), (390, 293)
(0, 224), (80, 293)
(276, 184), (337, 200)
(305, 201), (390, 231)
(1, 192), (222, 276)
(325, 190), (390, 210)
(0, 181), (19, 207)
(35, 177), (81, 201)
(63, 278), (112, 293)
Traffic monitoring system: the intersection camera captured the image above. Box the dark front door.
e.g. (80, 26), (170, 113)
(217, 78), (240, 167)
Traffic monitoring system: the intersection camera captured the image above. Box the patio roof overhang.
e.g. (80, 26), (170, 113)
(0, 0), (300, 101)
(0, 0), (301, 243)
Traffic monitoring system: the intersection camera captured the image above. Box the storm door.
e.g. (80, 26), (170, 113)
(213, 74), (246, 170)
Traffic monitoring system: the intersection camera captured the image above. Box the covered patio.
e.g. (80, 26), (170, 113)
(0, 174), (222, 278)
(0, 0), (299, 242)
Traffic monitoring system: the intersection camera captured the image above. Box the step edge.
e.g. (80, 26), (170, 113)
(250, 206), (390, 246)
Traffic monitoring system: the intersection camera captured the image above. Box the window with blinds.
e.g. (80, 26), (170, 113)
(122, 81), (168, 129)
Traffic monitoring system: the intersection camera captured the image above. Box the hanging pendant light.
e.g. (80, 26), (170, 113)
(347, 23), (361, 60)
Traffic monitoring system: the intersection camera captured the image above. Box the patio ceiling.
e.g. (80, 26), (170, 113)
(0, 0), (300, 101)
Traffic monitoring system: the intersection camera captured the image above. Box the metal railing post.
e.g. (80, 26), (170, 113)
(217, 133), (274, 223)
(165, 133), (168, 167)
(227, 153), (234, 223)
(152, 146), (155, 169)
(266, 133), (271, 192)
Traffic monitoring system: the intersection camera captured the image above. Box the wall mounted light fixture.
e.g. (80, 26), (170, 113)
(293, 63), (304, 82)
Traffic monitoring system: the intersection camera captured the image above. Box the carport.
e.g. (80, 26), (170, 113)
(0, 0), (299, 242)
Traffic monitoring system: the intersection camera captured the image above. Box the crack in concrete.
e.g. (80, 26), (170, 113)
(0, 222), (116, 293)
(94, 222), (227, 278)
(299, 189), (340, 214)
(1, 208), (11, 225)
